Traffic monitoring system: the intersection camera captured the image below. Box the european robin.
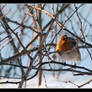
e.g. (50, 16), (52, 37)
(56, 34), (81, 62)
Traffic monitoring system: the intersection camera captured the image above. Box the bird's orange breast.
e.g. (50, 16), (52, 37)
(56, 38), (71, 53)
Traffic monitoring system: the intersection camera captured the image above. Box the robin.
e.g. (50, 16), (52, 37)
(56, 34), (81, 62)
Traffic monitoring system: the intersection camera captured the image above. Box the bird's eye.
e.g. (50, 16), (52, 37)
(62, 37), (67, 40)
(60, 35), (68, 40)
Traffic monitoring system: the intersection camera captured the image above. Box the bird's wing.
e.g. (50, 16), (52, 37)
(68, 37), (77, 49)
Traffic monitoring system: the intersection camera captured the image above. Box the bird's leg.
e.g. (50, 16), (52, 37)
(62, 60), (66, 65)
(71, 61), (77, 75)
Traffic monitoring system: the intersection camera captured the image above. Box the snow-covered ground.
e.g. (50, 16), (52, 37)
(0, 72), (92, 88)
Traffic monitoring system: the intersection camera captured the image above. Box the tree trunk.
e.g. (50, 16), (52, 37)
(38, 4), (43, 86)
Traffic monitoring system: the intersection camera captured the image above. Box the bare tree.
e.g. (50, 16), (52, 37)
(0, 4), (92, 88)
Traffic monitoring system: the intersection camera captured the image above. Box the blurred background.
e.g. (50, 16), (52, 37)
(0, 4), (92, 87)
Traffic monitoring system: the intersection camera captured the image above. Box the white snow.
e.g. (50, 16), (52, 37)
(0, 72), (92, 88)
